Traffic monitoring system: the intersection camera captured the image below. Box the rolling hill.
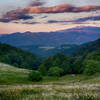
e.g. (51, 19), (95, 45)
(0, 63), (30, 84)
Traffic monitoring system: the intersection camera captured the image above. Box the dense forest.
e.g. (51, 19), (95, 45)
(39, 49), (100, 77)
(0, 43), (41, 70)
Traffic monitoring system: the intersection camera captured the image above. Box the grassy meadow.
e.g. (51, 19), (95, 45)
(0, 63), (100, 100)
(0, 63), (31, 84)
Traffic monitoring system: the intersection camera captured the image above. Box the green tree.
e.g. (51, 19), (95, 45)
(28, 71), (43, 81)
(72, 57), (84, 74)
(84, 60), (100, 75)
(48, 67), (64, 77)
(40, 54), (72, 75)
(39, 65), (47, 76)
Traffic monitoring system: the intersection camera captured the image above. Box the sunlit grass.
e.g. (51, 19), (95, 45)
(0, 84), (100, 100)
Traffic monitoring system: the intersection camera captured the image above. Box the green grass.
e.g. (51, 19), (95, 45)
(0, 84), (100, 100)
(1, 62), (100, 85)
(1, 63), (100, 100)
(0, 63), (31, 84)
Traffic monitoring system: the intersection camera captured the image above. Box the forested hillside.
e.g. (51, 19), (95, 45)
(39, 38), (100, 76)
(83, 49), (100, 75)
(0, 43), (41, 70)
(72, 38), (100, 57)
(0, 38), (100, 77)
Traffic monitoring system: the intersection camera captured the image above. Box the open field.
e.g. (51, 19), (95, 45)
(0, 63), (100, 100)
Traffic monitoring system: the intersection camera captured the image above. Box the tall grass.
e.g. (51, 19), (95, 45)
(0, 85), (100, 100)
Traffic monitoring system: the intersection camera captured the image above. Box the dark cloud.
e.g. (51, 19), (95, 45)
(47, 20), (80, 25)
(47, 16), (100, 24)
(76, 16), (100, 22)
(28, 0), (45, 7)
(48, 20), (59, 23)
(0, 9), (33, 22)
(17, 14), (33, 20)
(41, 16), (48, 19)
(47, 20), (70, 23)
(22, 22), (38, 24)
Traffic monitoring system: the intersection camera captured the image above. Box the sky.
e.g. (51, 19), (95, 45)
(0, 0), (100, 34)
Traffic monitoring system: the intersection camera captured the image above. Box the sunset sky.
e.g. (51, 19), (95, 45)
(0, 0), (100, 34)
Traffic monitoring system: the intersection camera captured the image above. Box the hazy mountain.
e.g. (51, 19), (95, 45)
(0, 26), (100, 47)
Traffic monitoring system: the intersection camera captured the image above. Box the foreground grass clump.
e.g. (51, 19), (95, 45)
(0, 89), (100, 100)
(0, 88), (44, 100)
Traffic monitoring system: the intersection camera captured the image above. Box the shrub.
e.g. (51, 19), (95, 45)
(29, 70), (42, 81)
(48, 67), (64, 77)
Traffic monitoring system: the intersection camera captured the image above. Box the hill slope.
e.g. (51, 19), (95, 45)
(0, 63), (30, 84)
(72, 38), (100, 56)
(0, 43), (41, 70)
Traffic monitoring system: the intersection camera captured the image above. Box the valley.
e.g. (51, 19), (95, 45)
(0, 0), (100, 99)
(0, 26), (100, 100)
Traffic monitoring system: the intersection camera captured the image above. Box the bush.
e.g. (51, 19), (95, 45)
(84, 60), (100, 75)
(39, 65), (47, 76)
(48, 67), (64, 77)
(29, 71), (42, 81)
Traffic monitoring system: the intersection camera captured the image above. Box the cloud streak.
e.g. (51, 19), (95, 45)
(23, 4), (100, 13)
(76, 16), (100, 22)
(0, 9), (33, 22)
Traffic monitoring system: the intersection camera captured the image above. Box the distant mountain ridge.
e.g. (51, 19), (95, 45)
(0, 26), (100, 46)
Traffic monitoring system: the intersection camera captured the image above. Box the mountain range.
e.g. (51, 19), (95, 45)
(0, 26), (100, 47)
(0, 26), (100, 57)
